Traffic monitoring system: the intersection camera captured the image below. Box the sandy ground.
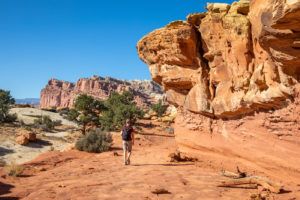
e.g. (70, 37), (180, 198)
(0, 125), (78, 165)
(0, 122), (299, 200)
(10, 108), (77, 127)
(1, 108), (79, 165)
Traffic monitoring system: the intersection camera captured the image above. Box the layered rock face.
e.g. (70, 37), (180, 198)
(40, 76), (163, 110)
(137, 0), (300, 180)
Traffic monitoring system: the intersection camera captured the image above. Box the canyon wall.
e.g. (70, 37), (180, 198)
(137, 0), (300, 181)
(40, 76), (164, 110)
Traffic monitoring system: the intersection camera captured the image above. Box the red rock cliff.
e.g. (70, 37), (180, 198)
(137, 0), (300, 182)
(40, 76), (163, 109)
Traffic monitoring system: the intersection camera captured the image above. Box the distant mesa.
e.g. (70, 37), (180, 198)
(40, 75), (164, 110)
(15, 98), (40, 106)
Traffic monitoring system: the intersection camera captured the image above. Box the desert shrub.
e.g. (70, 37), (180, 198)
(75, 129), (112, 153)
(0, 89), (15, 123)
(165, 127), (174, 134)
(41, 107), (57, 113)
(24, 125), (32, 131)
(0, 158), (6, 167)
(4, 113), (17, 123)
(33, 115), (59, 131)
(58, 108), (70, 117)
(151, 100), (167, 117)
(53, 119), (62, 126)
(4, 162), (24, 177)
(99, 91), (144, 131)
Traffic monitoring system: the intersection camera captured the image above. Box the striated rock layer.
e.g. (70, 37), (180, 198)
(137, 0), (300, 181)
(40, 75), (164, 110)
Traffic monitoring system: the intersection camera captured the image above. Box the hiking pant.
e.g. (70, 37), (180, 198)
(122, 140), (132, 163)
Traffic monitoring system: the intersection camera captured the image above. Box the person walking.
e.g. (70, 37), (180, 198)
(121, 119), (135, 165)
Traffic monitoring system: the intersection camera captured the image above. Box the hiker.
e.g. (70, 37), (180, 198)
(121, 119), (135, 165)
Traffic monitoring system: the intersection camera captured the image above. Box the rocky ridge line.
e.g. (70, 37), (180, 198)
(40, 75), (164, 110)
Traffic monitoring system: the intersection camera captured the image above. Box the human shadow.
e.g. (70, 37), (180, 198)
(25, 139), (52, 149)
(0, 147), (14, 156)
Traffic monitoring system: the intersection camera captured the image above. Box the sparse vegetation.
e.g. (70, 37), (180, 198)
(58, 108), (70, 118)
(0, 89), (16, 123)
(75, 129), (112, 153)
(68, 94), (105, 134)
(68, 92), (143, 133)
(151, 100), (167, 117)
(33, 115), (61, 131)
(4, 162), (24, 177)
(0, 158), (6, 167)
(99, 91), (144, 131)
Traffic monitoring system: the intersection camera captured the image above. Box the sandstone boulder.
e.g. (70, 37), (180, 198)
(19, 130), (37, 142)
(16, 130), (37, 145)
(16, 135), (29, 145)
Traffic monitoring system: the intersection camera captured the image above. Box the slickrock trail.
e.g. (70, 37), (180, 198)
(1, 123), (299, 200)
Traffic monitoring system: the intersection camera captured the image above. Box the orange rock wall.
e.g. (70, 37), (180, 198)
(137, 0), (300, 179)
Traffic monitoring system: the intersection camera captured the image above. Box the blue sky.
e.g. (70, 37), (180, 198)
(0, 0), (234, 98)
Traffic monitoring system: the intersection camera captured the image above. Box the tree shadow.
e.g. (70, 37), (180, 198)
(110, 147), (123, 151)
(0, 147), (14, 157)
(135, 122), (159, 129)
(0, 197), (19, 200)
(279, 188), (292, 194)
(138, 132), (174, 138)
(131, 163), (193, 167)
(25, 139), (52, 149)
(0, 182), (19, 200)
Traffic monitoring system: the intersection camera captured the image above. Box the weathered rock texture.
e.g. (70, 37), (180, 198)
(138, 0), (300, 180)
(40, 76), (163, 110)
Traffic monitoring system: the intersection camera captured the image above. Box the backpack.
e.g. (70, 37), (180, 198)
(122, 126), (133, 141)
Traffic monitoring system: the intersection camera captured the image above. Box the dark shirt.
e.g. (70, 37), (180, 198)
(122, 126), (134, 141)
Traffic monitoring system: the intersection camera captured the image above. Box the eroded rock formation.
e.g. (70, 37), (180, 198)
(40, 75), (163, 109)
(138, 0), (300, 179)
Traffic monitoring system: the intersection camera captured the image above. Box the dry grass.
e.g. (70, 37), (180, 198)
(4, 161), (24, 177)
(0, 158), (6, 167)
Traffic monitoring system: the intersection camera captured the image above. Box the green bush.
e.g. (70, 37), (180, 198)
(0, 89), (15, 123)
(151, 100), (167, 117)
(58, 108), (70, 117)
(69, 94), (105, 134)
(99, 91), (144, 131)
(33, 115), (60, 131)
(66, 108), (79, 121)
(4, 113), (17, 123)
(69, 92), (144, 132)
(75, 129), (112, 153)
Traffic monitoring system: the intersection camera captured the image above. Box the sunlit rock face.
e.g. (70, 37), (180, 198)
(137, 0), (300, 180)
(138, 0), (300, 118)
(40, 76), (164, 110)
